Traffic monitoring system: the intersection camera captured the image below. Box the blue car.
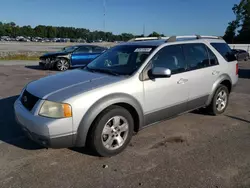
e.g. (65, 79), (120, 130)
(39, 45), (108, 71)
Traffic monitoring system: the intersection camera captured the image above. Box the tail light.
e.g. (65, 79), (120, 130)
(236, 63), (238, 75)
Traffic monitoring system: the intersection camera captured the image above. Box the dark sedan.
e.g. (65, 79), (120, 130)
(39, 45), (108, 71)
(232, 49), (249, 61)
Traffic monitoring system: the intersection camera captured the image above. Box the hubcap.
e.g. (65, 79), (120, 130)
(57, 59), (69, 71)
(101, 116), (129, 150)
(216, 90), (227, 111)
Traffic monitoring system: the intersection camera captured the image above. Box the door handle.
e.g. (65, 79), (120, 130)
(212, 70), (220, 75)
(177, 78), (188, 84)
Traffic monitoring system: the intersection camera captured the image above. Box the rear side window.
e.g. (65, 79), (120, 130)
(183, 43), (210, 70)
(207, 47), (218, 66)
(210, 43), (236, 62)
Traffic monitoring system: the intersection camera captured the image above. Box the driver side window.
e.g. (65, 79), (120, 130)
(75, 46), (91, 53)
(150, 45), (187, 74)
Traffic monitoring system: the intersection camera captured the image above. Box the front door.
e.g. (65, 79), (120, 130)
(143, 44), (190, 126)
(71, 46), (94, 67)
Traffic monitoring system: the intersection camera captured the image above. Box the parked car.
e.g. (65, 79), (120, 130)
(14, 35), (238, 157)
(232, 49), (249, 61)
(39, 45), (108, 71)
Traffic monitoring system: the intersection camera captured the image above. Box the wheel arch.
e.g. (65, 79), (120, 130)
(74, 93), (144, 147)
(206, 74), (232, 106)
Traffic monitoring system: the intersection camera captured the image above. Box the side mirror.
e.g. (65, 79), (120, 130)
(149, 67), (171, 78)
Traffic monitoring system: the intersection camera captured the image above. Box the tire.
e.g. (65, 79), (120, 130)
(207, 85), (229, 115)
(56, 58), (70, 71)
(89, 105), (134, 157)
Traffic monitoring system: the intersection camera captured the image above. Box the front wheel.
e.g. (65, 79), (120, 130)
(56, 58), (70, 71)
(89, 105), (134, 157)
(207, 85), (229, 115)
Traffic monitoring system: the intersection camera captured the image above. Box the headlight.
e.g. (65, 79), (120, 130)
(39, 101), (72, 118)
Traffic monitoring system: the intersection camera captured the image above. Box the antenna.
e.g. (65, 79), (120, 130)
(103, 0), (106, 33)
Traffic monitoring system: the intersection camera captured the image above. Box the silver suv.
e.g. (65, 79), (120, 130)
(14, 35), (238, 156)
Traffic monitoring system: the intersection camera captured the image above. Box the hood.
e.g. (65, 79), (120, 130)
(40, 51), (68, 58)
(26, 69), (125, 101)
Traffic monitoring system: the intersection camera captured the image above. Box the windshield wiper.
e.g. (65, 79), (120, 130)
(85, 67), (119, 76)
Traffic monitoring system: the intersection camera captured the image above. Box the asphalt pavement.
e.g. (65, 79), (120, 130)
(0, 61), (250, 188)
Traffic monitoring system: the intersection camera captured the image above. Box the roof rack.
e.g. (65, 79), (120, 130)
(165, 35), (223, 42)
(128, 36), (169, 42)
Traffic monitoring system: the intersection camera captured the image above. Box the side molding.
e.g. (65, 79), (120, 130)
(75, 93), (144, 147)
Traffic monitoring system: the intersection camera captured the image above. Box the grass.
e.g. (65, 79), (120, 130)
(0, 54), (40, 61)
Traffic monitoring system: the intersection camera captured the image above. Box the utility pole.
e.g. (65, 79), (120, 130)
(103, 0), (106, 41)
(143, 24), (145, 36)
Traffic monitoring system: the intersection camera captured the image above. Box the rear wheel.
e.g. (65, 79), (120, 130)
(56, 58), (69, 71)
(245, 55), (250, 61)
(89, 105), (134, 157)
(207, 85), (229, 115)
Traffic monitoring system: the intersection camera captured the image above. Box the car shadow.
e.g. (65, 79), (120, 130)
(0, 95), (42, 150)
(69, 147), (99, 157)
(225, 115), (250, 124)
(25, 65), (46, 71)
(190, 108), (213, 116)
(238, 69), (250, 79)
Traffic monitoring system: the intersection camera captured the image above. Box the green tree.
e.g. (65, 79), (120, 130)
(148, 31), (161, 37)
(224, 0), (250, 43)
(223, 21), (238, 43)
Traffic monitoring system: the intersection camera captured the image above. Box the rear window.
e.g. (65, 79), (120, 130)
(210, 43), (236, 62)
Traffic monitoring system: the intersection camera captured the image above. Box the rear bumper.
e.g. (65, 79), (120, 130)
(14, 98), (76, 148)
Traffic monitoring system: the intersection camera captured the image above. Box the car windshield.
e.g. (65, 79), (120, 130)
(86, 45), (156, 75)
(62, 46), (78, 53)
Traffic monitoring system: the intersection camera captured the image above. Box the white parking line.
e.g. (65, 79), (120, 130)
(0, 136), (26, 145)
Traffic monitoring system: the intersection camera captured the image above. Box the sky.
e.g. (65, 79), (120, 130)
(0, 0), (240, 36)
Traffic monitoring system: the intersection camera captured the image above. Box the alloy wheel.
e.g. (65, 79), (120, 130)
(101, 116), (129, 150)
(216, 90), (228, 111)
(57, 59), (69, 71)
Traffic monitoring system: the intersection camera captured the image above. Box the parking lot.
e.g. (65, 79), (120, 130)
(0, 60), (250, 188)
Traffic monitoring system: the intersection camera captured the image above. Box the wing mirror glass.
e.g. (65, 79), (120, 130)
(149, 67), (171, 78)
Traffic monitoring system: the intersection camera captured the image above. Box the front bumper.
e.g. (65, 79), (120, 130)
(14, 98), (75, 148)
(39, 59), (55, 69)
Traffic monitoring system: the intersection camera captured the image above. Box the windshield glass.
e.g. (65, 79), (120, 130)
(86, 45), (156, 75)
(61, 46), (78, 53)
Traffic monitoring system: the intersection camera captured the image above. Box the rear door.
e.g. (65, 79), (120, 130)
(182, 43), (221, 110)
(71, 46), (94, 67)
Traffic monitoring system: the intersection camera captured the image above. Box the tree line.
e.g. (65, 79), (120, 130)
(223, 0), (250, 44)
(0, 22), (164, 42)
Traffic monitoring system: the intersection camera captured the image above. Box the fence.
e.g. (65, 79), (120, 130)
(229, 44), (250, 53)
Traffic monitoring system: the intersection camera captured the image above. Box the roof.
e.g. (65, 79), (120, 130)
(120, 35), (225, 47)
(120, 39), (166, 47)
(68, 44), (107, 48)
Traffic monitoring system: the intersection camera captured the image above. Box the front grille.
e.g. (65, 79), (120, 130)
(21, 90), (39, 111)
